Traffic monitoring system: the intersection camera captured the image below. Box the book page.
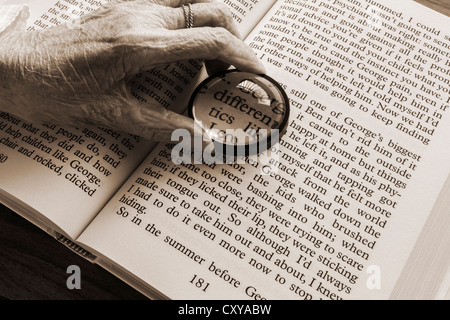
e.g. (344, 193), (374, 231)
(0, 115), (153, 237)
(46, 0), (450, 298)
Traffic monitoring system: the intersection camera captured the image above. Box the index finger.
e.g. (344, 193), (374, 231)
(166, 2), (242, 40)
(137, 27), (266, 74)
(151, 0), (218, 8)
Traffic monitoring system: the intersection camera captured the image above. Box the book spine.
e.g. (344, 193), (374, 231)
(55, 233), (97, 262)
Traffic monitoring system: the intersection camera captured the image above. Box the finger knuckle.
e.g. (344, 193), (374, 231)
(213, 2), (232, 17)
(213, 3), (234, 23)
(210, 27), (231, 49)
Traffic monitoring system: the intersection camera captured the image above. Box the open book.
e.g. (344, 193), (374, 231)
(1, 0), (449, 300)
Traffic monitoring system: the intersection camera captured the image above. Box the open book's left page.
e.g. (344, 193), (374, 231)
(0, 0), (152, 238)
(0, 113), (152, 237)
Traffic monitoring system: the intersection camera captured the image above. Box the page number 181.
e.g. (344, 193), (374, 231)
(190, 274), (210, 292)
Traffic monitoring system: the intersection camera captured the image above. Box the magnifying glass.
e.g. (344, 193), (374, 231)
(188, 69), (290, 157)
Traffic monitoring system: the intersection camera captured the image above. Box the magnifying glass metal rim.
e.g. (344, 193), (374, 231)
(188, 69), (290, 157)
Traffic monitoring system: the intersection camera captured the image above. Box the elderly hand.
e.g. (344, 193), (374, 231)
(0, 0), (265, 141)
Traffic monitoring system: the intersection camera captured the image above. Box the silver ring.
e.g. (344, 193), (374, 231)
(182, 3), (194, 28)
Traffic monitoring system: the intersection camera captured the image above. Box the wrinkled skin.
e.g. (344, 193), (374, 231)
(0, 0), (265, 141)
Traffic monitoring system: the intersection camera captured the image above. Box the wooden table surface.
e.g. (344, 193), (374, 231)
(1, 0), (449, 300)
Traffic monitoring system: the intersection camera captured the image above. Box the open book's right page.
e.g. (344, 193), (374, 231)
(78, 0), (450, 299)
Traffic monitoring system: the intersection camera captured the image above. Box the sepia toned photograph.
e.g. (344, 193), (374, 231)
(0, 0), (449, 303)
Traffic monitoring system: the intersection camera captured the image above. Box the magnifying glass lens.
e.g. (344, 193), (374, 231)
(189, 70), (289, 156)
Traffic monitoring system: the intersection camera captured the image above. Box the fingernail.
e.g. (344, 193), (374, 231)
(255, 60), (266, 74)
(202, 135), (215, 152)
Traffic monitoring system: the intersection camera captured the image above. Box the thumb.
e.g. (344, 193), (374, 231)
(149, 109), (212, 148)
(111, 101), (214, 152)
(144, 110), (215, 163)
